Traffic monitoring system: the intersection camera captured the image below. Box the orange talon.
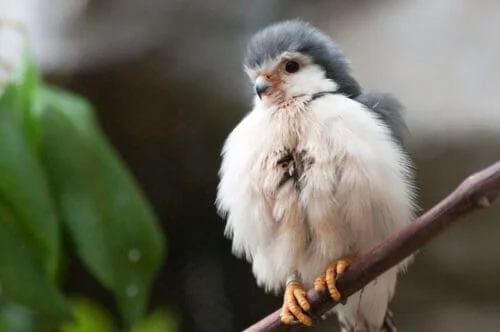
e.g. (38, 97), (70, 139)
(280, 281), (313, 326)
(315, 255), (357, 302)
(314, 272), (326, 292)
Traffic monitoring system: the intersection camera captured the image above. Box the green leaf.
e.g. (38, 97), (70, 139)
(0, 301), (64, 332)
(0, 87), (60, 281)
(0, 303), (37, 332)
(59, 298), (115, 332)
(131, 309), (178, 332)
(0, 45), (41, 148)
(0, 201), (70, 320)
(39, 86), (165, 327)
(37, 91), (113, 289)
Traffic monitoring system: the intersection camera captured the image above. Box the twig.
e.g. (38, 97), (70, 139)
(244, 160), (500, 332)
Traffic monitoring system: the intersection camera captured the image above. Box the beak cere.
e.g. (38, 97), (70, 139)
(255, 76), (272, 99)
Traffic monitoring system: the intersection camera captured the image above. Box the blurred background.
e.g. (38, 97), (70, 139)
(1, 0), (500, 331)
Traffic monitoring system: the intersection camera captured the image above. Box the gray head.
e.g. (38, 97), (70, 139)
(244, 20), (361, 103)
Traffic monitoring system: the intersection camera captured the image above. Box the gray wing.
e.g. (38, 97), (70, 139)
(355, 91), (409, 146)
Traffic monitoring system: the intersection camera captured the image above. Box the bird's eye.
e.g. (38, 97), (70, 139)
(285, 61), (300, 73)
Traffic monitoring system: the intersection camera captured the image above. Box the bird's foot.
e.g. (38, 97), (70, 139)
(280, 281), (312, 327)
(314, 255), (357, 302)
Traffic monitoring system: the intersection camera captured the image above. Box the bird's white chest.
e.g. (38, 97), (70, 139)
(218, 94), (412, 290)
(250, 101), (351, 268)
(255, 106), (314, 201)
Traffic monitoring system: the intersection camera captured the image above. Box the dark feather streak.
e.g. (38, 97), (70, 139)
(276, 149), (314, 190)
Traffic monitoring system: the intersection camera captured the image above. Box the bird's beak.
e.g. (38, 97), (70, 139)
(255, 76), (271, 99)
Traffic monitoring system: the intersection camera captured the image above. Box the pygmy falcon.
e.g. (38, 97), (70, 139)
(216, 20), (415, 331)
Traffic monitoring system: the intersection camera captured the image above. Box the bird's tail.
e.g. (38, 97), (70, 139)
(338, 309), (397, 332)
(335, 268), (399, 332)
(380, 309), (397, 332)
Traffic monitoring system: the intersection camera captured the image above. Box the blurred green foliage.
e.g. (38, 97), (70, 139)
(0, 45), (174, 331)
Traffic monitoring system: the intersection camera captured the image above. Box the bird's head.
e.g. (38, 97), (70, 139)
(244, 20), (361, 105)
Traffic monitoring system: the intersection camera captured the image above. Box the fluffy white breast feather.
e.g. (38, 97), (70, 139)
(217, 93), (414, 328)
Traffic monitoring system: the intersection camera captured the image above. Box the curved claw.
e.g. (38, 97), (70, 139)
(280, 281), (313, 326)
(314, 255), (357, 302)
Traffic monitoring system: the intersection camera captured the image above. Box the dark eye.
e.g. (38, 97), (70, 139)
(285, 61), (300, 73)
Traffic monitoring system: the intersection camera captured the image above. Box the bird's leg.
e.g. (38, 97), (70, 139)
(280, 271), (312, 326)
(314, 255), (357, 302)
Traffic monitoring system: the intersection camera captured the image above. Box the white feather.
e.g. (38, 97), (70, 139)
(217, 90), (415, 328)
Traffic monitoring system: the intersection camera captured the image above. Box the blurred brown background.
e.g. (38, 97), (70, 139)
(2, 0), (500, 331)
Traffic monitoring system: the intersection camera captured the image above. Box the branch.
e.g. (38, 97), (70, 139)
(244, 160), (500, 332)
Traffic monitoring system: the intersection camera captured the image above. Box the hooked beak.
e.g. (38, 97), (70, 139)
(255, 76), (271, 99)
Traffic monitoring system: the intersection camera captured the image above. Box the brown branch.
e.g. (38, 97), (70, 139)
(244, 160), (500, 332)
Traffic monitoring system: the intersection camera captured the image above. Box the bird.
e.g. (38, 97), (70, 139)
(216, 20), (416, 331)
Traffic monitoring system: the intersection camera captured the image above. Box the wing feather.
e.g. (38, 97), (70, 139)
(355, 91), (409, 146)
